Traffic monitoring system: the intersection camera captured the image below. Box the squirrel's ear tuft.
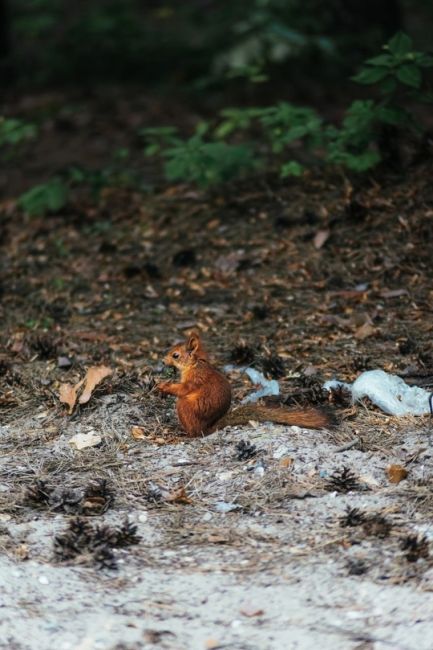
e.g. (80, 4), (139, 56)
(186, 331), (201, 353)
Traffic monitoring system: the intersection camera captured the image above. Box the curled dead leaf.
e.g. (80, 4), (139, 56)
(15, 544), (30, 561)
(131, 426), (146, 440)
(354, 322), (376, 340)
(279, 457), (294, 468)
(387, 464), (408, 484)
(166, 486), (192, 504)
(59, 380), (84, 414)
(78, 366), (112, 404)
(240, 604), (265, 617)
(80, 496), (109, 515)
(59, 366), (112, 413)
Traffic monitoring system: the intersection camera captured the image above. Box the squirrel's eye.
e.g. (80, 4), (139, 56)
(172, 352), (180, 359)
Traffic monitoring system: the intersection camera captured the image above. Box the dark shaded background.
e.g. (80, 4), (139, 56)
(1, 0), (432, 103)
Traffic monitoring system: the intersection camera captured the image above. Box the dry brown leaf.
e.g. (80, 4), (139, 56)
(15, 544), (29, 561)
(131, 426), (146, 440)
(78, 366), (112, 404)
(59, 366), (112, 413)
(80, 496), (109, 515)
(206, 533), (230, 544)
(0, 390), (17, 406)
(354, 322), (377, 340)
(166, 486), (192, 504)
(240, 604), (265, 617)
(313, 228), (331, 250)
(279, 457), (294, 468)
(205, 639), (221, 650)
(387, 464), (408, 484)
(59, 379), (84, 414)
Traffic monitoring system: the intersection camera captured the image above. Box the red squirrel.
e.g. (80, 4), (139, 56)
(157, 332), (334, 437)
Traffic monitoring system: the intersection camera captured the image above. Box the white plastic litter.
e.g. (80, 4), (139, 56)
(224, 365), (280, 403)
(242, 368), (279, 403)
(323, 379), (352, 392)
(324, 369), (432, 416)
(215, 501), (241, 513)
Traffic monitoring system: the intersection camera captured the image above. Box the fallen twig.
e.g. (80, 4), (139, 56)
(334, 437), (360, 453)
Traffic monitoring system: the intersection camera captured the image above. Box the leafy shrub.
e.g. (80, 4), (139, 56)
(142, 125), (258, 188)
(324, 101), (404, 171)
(143, 32), (433, 185)
(17, 147), (148, 216)
(326, 32), (433, 171)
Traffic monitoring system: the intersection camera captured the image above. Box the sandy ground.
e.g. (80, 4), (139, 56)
(1, 393), (432, 650)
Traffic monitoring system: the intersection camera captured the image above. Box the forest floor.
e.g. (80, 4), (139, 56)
(1, 90), (433, 650)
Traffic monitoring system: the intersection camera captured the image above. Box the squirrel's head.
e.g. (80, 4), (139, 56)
(163, 331), (208, 370)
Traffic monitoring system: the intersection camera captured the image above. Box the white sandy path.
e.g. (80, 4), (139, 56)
(1, 552), (433, 650)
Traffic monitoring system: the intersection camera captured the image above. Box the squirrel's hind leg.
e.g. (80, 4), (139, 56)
(177, 399), (210, 437)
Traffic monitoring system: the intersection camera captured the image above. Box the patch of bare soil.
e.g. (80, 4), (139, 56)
(1, 92), (433, 649)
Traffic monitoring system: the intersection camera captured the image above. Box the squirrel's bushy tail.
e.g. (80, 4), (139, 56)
(219, 405), (335, 430)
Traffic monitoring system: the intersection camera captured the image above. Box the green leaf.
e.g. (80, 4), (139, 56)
(413, 89), (433, 103)
(326, 147), (381, 172)
(0, 118), (37, 147)
(377, 106), (410, 126)
(396, 63), (422, 88)
(68, 166), (86, 183)
(419, 54), (433, 68)
(387, 32), (413, 57)
(379, 76), (397, 94)
(163, 136), (259, 188)
(214, 108), (262, 139)
(18, 178), (69, 216)
(352, 66), (389, 84)
(195, 121), (210, 137)
(144, 143), (161, 156)
(365, 54), (394, 67)
(280, 161), (304, 177)
(345, 150), (381, 172)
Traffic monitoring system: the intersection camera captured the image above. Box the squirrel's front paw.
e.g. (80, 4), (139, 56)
(157, 382), (171, 394)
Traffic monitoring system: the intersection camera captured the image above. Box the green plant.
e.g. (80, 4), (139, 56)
(0, 117), (37, 147)
(324, 101), (392, 171)
(17, 146), (150, 217)
(214, 108), (265, 139)
(141, 127), (180, 156)
(352, 31), (433, 95)
(324, 32), (433, 172)
(142, 124), (259, 188)
(144, 32), (433, 183)
(257, 103), (323, 153)
(18, 178), (69, 216)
